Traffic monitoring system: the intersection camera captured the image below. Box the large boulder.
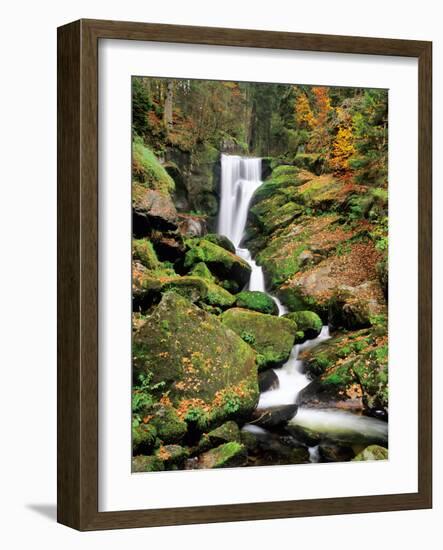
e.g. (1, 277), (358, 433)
(283, 310), (322, 340)
(328, 282), (385, 330)
(162, 276), (235, 310)
(235, 291), (278, 315)
(133, 184), (178, 234)
(197, 442), (247, 469)
(251, 405), (298, 429)
(298, 327), (388, 416)
(184, 240), (251, 288)
(220, 308), (297, 369)
(204, 233), (236, 254)
(133, 292), (259, 431)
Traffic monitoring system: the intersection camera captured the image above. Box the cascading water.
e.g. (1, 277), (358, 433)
(217, 154), (387, 457)
(218, 154), (287, 312)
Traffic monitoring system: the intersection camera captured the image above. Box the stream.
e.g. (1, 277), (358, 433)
(217, 154), (388, 461)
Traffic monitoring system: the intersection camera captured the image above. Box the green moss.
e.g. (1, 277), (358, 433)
(133, 239), (160, 270)
(283, 310), (322, 339)
(198, 442), (247, 469)
(184, 240), (251, 287)
(133, 292), (259, 426)
(132, 423), (158, 454)
(188, 262), (215, 282)
(203, 233), (236, 254)
(352, 445), (388, 461)
(146, 404), (188, 444)
(132, 455), (165, 472)
(162, 276), (235, 309)
(132, 137), (175, 193)
(235, 291), (278, 315)
(221, 308), (297, 369)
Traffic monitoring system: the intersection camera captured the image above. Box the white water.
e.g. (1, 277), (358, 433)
(258, 325), (331, 409)
(218, 154), (287, 316)
(218, 154), (387, 457)
(290, 409), (388, 444)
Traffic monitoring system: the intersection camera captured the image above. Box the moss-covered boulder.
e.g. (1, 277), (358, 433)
(133, 239), (161, 270)
(132, 455), (165, 473)
(197, 421), (241, 452)
(197, 442), (247, 469)
(188, 262), (215, 282)
(162, 276), (235, 310)
(184, 239), (251, 288)
(141, 403), (188, 445)
(352, 445), (388, 461)
(204, 233), (236, 254)
(132, 423), (158, 455)
(155, 444), (189, 469)
(297, 328), (388, 415)
(283, 310), (322, 340)
(235, 291), (278, 315)
(133, 292), (259, 431)
(221, 308), (297, 369)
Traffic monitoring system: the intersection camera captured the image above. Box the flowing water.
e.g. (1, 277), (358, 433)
(217, 154), (387, 458)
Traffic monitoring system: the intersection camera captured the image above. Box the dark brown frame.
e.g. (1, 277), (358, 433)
(57, 18), (432, 531)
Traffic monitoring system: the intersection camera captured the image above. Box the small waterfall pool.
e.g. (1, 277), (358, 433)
(217, 153), (387, 460)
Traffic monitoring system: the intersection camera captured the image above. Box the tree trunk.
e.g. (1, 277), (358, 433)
(164, 81), (174, 134)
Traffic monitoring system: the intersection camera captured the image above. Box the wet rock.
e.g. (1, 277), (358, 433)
(177, 214), (207, 237)
(251, 404), (298, 429)
(285, 423), (322, 447)
(258, 369), (279, 392)
(318, 444), (355, 462)
(197, 421), (241, 452)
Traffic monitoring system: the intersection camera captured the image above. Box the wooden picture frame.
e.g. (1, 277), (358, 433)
(57, 18), (432, 530)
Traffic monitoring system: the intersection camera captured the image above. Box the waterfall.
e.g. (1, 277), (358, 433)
(218, 154), (387, 460)
(218, 154), (286, 311)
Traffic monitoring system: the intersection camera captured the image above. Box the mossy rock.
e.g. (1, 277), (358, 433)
(235, 291), (278, 315)
(198, 442), (247, 469)
(198, 421), (241, 452)
(162, 276), (235, 309)
(221, 308), (297, 369)
(283, 310), (322, 339)
(142, 403), (188, 445)
(133, 239), (161, 270)
(188, 262), (215, 282)
(352, 445), (388, 461)
(132, 423), (158, 455)
(154, 444), (189, 469)
(328, 287), (372, 330)
(184, 239), (251, 288)
(203, 233), (236, 254)
(132, 455), (165, 472)
(132, 138), (175, 194)
(297, 329), (388, 415)
(133, 292), (259, 431)
(293, 153), (324, 175)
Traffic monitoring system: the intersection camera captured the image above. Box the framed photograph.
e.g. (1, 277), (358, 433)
(57, 19), (432, 530)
